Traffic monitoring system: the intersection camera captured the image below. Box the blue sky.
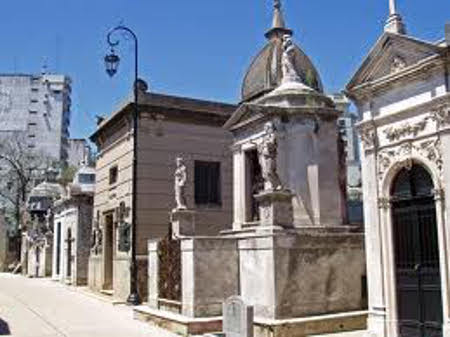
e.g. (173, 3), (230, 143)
(0, 1), (449, 140)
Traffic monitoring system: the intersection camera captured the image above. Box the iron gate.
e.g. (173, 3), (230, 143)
(391, 165), (443, 337)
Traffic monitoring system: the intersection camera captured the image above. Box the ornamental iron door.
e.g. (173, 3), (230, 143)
(391, 165), (442, 337)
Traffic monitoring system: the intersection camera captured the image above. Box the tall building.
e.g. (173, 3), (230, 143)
(67, 138), (91, 167)
(0, 73), (72, 162)
(331, 93), (363, 224)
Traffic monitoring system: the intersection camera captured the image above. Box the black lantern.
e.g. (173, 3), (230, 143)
(104, 49), (120, 77)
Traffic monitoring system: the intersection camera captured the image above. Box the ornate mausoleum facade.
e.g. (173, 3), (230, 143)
(136, 2), (366, 337)
(347, 1), (450, 336)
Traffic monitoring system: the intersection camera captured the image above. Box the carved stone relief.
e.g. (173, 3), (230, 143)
(359, 124), (377, 150)
(377, 139), (442, 181)
(390, 56), (407, 74)
(431, 104), (450, 129)
(383, 119), (427, 142)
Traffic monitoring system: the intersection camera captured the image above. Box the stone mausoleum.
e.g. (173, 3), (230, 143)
(21, 169), (65, 278)
(346, 1), (450, 336)
(52, 163), (95, 286)
(136, 2), (367, 336)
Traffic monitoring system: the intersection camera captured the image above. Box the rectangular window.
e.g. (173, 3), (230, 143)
(30, 98), (38, 103)
(28, 134), (35, 138)
(31, 87), (39, 92)
(109, 166), (118, 185)
(194, 161), (221, 206)
(29, 110), (38, 114)
(79, 173), (95, 184)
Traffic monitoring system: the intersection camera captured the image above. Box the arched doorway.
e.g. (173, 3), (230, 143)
(391, 164), (443, 337)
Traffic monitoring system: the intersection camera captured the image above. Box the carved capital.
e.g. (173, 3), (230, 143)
(358, 123), (377, 150)
(433, 188), (445, 201)
(378, 197), (391, 210)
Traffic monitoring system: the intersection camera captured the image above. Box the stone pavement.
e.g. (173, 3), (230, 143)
(0, 273), (177, 337)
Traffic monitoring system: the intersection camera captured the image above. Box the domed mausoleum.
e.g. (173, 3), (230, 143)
(241, 1), (323, 102)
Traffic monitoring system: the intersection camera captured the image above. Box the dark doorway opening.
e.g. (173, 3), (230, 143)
(66, 228), (72, 278)
(103, 214), (114, 290)
(391, 164), (442, 337)
(56, 222), (61, 275)
(245, 149), (263, 222)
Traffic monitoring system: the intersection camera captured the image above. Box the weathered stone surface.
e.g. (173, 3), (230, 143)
(171, 210), (196, 238)
(223, 296), (254, 337)
(254, 190), (293, 228)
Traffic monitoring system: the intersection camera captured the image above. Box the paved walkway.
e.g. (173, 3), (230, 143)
(0, 273), (177, 337)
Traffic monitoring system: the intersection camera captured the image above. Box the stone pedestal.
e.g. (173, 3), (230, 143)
(238, 231), (365, 320)
(171, 209), (196, 238)
(254, 190), (293, 228)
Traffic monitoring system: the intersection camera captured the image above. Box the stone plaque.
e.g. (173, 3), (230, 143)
(222, 296), (253, 337)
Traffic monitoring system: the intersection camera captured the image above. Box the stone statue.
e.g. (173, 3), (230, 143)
(281, 35), (302, 84)
(174, 157), (187, 210)
(258, 122), (283, 191)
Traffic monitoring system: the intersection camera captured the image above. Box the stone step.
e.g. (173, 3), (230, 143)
(100, 289), (114, 296)
(309, 330), (366, 337)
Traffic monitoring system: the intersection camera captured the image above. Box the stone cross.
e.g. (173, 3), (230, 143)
(222, 296), (253, 337)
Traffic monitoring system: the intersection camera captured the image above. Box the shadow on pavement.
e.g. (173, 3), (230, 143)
(0, 318), (10, 335)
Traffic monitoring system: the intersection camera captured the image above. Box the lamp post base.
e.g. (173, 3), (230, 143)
(127, 291), (141, 306)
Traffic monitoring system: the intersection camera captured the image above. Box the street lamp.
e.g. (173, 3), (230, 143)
(105, 25), (141, 305)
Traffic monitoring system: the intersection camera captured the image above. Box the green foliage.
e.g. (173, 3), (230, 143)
(59, 165), (78, 186)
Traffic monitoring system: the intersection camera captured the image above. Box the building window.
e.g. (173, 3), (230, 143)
(28, 144), (35, 149)
(109, 166), (118, 185)
(30, 98), (38, 103)
(79, 173), (95, 184)
(29, 110), (38, 114)
(28, 134), (35, 138)
(194, 161), (221, 206)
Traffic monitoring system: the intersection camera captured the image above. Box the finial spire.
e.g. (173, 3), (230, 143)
(272, 0), (286, 29)
(385, 0), (406, 34)
(265, 0), (292, 39)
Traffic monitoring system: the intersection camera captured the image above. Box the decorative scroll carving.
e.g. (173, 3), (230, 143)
(431, 104), (450, 129)
(383, 119), (427, 142)
(359, 124), (377, 150)
(390, 56), (407, 74)
(377, 139), (442, 181)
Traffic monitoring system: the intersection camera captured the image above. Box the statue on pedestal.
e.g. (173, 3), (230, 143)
(258, 122), (283, 191)
(281, 35), (302, 84)
(174, 157), (187, 210)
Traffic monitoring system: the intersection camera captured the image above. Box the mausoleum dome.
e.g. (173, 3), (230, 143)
(241, 3), (323, 102)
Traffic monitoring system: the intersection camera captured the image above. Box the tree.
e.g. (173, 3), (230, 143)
(0, 133), (57, 233)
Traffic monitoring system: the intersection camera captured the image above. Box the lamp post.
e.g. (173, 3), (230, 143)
(104, 25), (141, 305)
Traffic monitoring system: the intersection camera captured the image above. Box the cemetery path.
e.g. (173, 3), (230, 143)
(0, 273), (177, 337)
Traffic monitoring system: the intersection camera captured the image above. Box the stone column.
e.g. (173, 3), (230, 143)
(147, 240), (160, 309)
(232, 146), (245, 230)
(362, 149), (387, 337)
